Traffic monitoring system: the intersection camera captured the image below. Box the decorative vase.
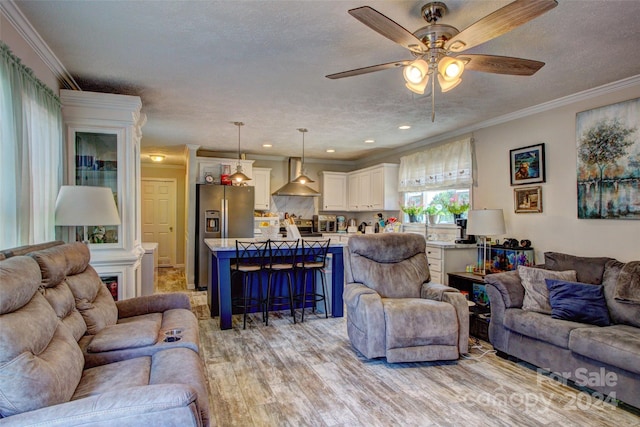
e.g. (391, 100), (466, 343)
(453, 213), (462, 221)
(428, 214), (439, 225)
(409, 214), (418, 223)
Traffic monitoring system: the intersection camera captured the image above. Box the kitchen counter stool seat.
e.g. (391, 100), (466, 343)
(231, 240), (268, 329)
(295, 239), (331, 322)
(264, 239), (299, 326)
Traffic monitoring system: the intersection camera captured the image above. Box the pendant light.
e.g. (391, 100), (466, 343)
(292, 128), (314, 184)
(228, 121), (251, 183)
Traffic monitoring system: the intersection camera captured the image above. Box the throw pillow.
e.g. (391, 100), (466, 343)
(546, 279), (611, 326)
(518, 266), (577, 314)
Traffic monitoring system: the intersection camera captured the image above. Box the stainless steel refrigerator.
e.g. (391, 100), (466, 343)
(195, 184), (255, 289)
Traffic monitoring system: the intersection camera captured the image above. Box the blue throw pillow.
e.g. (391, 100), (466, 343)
(545, 279), (611, 326)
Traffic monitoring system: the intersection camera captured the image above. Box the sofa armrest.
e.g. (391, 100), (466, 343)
(116, 293), (191, 319)
(484, 270), (524, 309)
(0, 384), (201, 427)
(422, 282), (469, 354)
(484, 270), (524, 353)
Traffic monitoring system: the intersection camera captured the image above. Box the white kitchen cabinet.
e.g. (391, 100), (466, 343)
(348, 171), (371, 211)
(320, 171), (348, 211)
(252, 167), (271, 211)
(347, 164), (399, 211)
(425, 243), (477, 285)
(61, 89), (146, 300)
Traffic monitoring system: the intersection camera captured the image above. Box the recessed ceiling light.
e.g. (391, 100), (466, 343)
(149, 154), (165, 162)
(262, 144), (272, 148)
(326, 149), (335, 153)
(398, 125), (411, 130)
(364, 139), (375, 143)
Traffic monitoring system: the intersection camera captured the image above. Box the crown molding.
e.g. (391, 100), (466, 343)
(1, 0), (80, 90)
(364, 74), (640, 164)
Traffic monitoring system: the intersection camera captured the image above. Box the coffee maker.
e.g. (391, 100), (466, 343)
(455, 218), (476, 244)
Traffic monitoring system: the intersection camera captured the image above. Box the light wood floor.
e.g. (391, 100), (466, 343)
(157, 268), (640, 427)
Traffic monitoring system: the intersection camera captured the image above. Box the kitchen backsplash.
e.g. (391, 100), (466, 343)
(269, 195), (316, 219)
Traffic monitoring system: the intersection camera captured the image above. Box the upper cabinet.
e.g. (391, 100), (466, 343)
(320, 171), (348, 211)
(347, 164), (399, 212)
(61, 89), (146, 300)
(252, 167), (272, 211)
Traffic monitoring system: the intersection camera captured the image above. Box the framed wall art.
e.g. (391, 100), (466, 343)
(510, 143), (545, 185)
(576, 97), (639, 220)
(514, 186), (542, 213)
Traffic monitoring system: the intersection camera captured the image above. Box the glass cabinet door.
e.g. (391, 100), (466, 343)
(74, 131), (119, 244)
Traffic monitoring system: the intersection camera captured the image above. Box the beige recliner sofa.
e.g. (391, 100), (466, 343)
(343, 233), (469, 363)
(0, 242), (210, 426)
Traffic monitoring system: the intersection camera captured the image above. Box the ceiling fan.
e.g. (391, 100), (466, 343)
(327, 0), (558, 121)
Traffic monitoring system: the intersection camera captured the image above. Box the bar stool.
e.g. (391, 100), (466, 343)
(295, 239), (331, 322)
(231, 240), (268, 329)
(264, 239), (299, 326)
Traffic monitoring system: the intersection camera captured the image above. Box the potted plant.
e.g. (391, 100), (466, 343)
(445, 196), (470, 220)
(400, 204), (424, 223)
(424, 203), (443, 225)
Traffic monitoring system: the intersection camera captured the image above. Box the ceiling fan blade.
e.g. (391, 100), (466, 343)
(326, 60), (411, 79)
(348, 6), (428, 54)
(445, 0), (558, 53)
(461, 54), (544, 76)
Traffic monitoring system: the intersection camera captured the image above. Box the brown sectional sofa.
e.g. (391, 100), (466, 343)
(485, 252), (640, 410)
(0, 242), (210, 426)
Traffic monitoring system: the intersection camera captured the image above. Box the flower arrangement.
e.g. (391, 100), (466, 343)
(444, 195), (470, 215)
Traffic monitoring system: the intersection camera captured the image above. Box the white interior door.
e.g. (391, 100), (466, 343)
(141, 179), (177, 267)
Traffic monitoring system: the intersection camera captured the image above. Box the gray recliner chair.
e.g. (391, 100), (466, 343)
(344, 233), (469, 363)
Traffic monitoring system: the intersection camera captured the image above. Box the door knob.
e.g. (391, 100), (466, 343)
(169, 227), (173, 232)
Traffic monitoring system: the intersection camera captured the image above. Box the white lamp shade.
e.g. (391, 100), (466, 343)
(405, 75), (429, 94)
(403, 59), (429, 84)
(467, 209), (506, 236)
(438, 57), (465, 81)
(437, 74), (462, 93)
(55, 186), (121, 226)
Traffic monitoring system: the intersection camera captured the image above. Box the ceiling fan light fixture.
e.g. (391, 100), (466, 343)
(437, 73), (462, 92)
(438, 56), (465, 81)
(403, 59), (429, 84)
(405, 77), (429, 94)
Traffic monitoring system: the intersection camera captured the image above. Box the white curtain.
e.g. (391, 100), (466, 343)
(0, 42), (62, 248)
(398, 137), (473, 192)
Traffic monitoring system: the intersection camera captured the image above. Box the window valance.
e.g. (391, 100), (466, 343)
(398, 137), (473, 192)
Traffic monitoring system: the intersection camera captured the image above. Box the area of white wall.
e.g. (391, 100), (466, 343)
(473, 83), (640, 263)
(1, 14), (60, 91)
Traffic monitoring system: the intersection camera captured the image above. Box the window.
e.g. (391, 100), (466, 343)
(0, 42), (62, 248)
(398, 137), (474, 224)
(403, 188), (470, 224)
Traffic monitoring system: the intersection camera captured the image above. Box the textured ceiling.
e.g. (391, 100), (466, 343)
(12, 0), (640, 164)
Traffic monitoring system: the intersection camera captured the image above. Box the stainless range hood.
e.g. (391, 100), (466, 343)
(272, 157), (320, 197)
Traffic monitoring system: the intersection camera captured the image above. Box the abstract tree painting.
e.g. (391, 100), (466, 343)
(576, 98), (639, 219)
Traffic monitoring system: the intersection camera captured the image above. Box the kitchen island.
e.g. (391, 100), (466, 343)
(205, 238), (346, 330)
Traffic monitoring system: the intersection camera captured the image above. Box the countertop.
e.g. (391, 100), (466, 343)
(205, 237), (346, 251)
(425, 240), (478, 249)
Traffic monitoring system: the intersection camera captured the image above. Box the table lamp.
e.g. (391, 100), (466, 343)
(467, 208), (506, 275)
(55, 186), (121, 243)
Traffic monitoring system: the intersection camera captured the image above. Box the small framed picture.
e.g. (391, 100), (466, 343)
(510, 143), (545, 185)
(514, 186), (542, 213)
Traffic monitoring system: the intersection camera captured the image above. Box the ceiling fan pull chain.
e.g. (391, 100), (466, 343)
(431, 73), (436, 122)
